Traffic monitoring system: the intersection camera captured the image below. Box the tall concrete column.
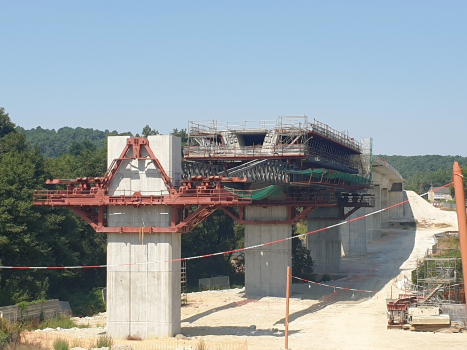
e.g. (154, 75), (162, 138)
(107, 135), (182, 339)
(307, 207), (342, 274)
(366, 185), (382, 241)
(381, 187), (389, 228)
(107, 231), (181, 338)
(388, 182), (404, 219)
(244, 206), (292, 297)
(341, 208), (367, 256)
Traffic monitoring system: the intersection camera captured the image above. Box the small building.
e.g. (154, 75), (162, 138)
(427, 185), (452, 203)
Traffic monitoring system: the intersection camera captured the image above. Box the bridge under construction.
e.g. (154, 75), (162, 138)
(34, 116), (404, 339)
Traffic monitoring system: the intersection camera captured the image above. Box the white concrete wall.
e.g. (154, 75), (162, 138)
(244, 206), (291, 297)
(106, 135), (182, 339)
(307, 207), (341, 274)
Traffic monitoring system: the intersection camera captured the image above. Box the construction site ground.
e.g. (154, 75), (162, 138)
(23, 191), (466, 350)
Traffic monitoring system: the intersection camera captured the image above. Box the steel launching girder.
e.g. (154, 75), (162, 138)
(34, 136), (375, 234)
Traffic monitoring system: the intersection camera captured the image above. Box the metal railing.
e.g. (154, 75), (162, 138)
(33, 187), (254, 205)
(184, 144), (308, 158)
(310, 119), (362, 153)
(189, 120), (277, 134)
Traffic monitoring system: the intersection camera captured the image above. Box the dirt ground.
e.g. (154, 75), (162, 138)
(23, 191), (466, 349)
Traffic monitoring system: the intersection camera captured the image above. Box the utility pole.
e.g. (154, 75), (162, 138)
(453, 162), (467, 307)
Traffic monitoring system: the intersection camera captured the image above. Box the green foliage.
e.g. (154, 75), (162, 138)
(292, 225), (315, 282)
(0, 331), (10, 347)
(412, 247), (462, 285)
(15, 125), (127, 158)
(96, 335), (113, 348)
(320, 274), (331, 282)
(141, 125), (159, 138)
(0, 107), (16, 139)
(0, 109), (107, 309)
(53, 338), (69, 350)
(0, 317), (20, 349)
(182, 210), (244, 286)
(171, 128), (188, 145)
(66, 288), (106, 317)
(8, 314), (79, 332)
(36, 315), (77, 331)
(377, 155), (467, 193)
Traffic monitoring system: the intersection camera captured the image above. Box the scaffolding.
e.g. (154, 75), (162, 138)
(360, 137), (373, 181)
(415, 255), (463, 305)
(185, 117), (363, 162)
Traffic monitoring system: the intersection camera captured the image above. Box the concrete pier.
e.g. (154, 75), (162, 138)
(244, 206), (292, 297)
(107, 135), (182, 339)
(341, 208), (367, 256)
(107, 232), (181, 338)
(389, 182), (404, 219)
(381, 187), (389, 228)
(307, 207), (342, 274)
(366, 185), (382, 241)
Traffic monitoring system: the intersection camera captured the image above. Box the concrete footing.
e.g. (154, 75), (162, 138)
(244, 206), (292, 297)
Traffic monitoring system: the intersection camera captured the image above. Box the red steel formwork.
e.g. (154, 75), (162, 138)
(33, 137), (372, 234)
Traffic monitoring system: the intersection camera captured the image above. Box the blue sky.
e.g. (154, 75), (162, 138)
(1, 1), (465, 156)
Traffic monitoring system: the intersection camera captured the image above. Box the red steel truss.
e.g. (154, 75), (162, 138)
(33, 137), (372, 234)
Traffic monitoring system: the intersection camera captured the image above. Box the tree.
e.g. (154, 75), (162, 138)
(0, 108), (16, 139)
(67, 140), (97, 156)
(0, 112), (107, 309)
(171, 128), (188, 145)
(181, 210), (243, 286)
(141, 125), (159, 138)
(292, 225), (316, 282)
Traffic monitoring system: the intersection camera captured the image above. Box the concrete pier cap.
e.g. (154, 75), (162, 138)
(106, 135), (182, 339)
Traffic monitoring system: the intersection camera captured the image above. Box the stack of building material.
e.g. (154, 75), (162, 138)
(409, 307), (451, 332)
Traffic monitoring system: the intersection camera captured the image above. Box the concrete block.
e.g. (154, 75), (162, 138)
(411, 314), (450, 325)
(408, 307), (440, 317)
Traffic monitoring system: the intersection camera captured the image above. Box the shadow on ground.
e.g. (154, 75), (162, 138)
(181, 326), (299, 337)
(182, 299), (258, 324)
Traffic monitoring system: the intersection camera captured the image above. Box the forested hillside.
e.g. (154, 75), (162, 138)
(0, 108), (107, 315)
(377, 155), (467, 193)
(16, 126), (123, 158)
